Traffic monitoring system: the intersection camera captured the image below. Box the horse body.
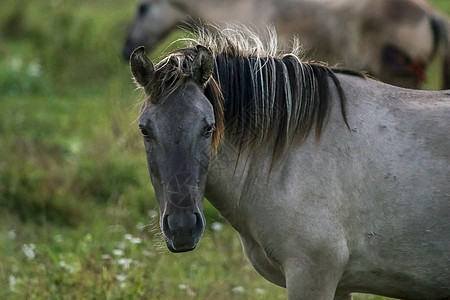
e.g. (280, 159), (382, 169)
(206, 76), (450, 299)
(130, 28), (450, 299)
(124, 0), (450, 89)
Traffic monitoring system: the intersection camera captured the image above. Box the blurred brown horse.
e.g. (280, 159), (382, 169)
(123, 0), (450, 89)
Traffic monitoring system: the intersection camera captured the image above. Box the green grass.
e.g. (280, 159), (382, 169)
(0, 0), (448, 298)
(1, 212), (287, 299)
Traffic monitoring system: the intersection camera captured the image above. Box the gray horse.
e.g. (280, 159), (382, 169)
(130, 27), (450, 299)
(123, 0), (450, 90)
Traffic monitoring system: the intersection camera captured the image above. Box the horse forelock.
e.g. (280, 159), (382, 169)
(141, 46), (225, 151)
(142, 26), (361, 158)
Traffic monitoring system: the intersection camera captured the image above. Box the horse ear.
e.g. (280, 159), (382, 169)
(192, 45), (214, 86)
(130, 46), (154, 89)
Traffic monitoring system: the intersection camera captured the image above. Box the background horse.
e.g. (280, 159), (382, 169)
(123, 0), (450, 90)
(130, 27), (450, 299)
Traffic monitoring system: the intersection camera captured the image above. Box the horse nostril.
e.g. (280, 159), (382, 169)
(194, 212), (205, 236)
(162, 214), (173, 239)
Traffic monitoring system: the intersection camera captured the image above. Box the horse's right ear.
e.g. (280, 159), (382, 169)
(192, 45), (214, 86)
(130, 46), (154, 90)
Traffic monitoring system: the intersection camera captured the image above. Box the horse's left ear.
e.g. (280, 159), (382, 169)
(130, 46), (155, 91)
(192, 45), (214, 86)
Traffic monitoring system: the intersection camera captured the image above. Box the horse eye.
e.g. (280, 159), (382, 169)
(204, 124), (215, 137)
(140, 127), (150, 136)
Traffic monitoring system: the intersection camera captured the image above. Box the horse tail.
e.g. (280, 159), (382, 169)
(429, 15), (450, 90)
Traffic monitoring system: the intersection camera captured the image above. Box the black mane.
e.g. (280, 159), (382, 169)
(145, 26), (365, 157)
(204, 52), (361, 158)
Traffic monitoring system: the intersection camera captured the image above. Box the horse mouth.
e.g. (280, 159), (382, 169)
(166, 241), (197, 253)
(165, 235), (200, 253)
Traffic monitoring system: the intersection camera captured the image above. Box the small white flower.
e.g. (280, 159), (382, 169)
(232, 286), (245, 294)
(117, 258), (133, 269)
(113, 249), (124, 256)
(178, 284), (188, 290)
(27, 62), (41, 77)
(115, 274), (127, 282)
(22, 244), (36, 260)
(124, 234), (142, 244)
(211, 222), (224, 232)
(130, 237), (142, 244)
(67, 140), (81, 155)
(9, 275), (17, 292)
(101, 254), (111, 260)
(8, 230), (16, 240)
(59, 261), (75, 273)
(255, 288), (265, 295)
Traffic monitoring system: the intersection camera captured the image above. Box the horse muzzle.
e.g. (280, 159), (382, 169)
(162, 210), (205, 253)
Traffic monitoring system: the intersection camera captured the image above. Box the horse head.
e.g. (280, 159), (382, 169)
(360, 0), (450, 89)
(130, 46), (217, 252)
(122, 0), (187, 60)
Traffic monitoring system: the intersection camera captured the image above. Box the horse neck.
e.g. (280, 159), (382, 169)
(204, 142), (266, 226)
(203, 71), (344, 229)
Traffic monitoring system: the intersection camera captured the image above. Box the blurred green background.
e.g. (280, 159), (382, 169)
(0, 0), (448, 299)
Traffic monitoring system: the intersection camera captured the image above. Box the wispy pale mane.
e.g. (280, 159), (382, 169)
(144, 26), (364, 156)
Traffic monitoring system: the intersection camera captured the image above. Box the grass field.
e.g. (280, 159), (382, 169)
(0, 0), (449, 299)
